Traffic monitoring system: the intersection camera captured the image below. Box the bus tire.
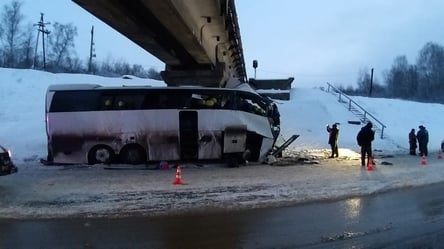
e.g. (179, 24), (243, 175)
(225, 156), (239, 168)
(88, 145), (114, 165)
(224, 153), (241, 168)
(120, 144), (146, 165)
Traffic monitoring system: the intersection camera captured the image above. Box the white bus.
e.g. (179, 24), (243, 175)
(44, 84), (280, 166)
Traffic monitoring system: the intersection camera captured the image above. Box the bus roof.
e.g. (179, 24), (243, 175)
(47, 84), (102, 91)
(46, 83), (262, 96)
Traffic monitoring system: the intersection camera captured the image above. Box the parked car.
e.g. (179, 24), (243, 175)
(0, 144), (17, 176)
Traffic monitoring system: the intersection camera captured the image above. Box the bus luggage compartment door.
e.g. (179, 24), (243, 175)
(179, 111), (198, 160)
(223, 125), (247, 153)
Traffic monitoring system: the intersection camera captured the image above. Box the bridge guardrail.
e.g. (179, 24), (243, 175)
(326, 83), (386, 139)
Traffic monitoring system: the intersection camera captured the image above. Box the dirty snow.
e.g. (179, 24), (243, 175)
(0, 68), (444, 219)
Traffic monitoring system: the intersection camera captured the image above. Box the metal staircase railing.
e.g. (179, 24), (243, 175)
(325, 83), (386, 139)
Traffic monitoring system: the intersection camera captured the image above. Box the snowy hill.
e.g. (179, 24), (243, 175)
(279, 85), (444, 155)
(2, 68), (444, 219)
(0, 68), (443, 163)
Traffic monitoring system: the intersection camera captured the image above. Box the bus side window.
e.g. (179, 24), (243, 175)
(190, 95), (202, 108)
(114, 94), (144, 110)
(221, 95), (234, 109)
(117, 100), (127, 109)
(102, 98), (113, 110)
(239, 98), (253, 112)
(196, 95), (220, 108)
(158, 95), (168, 108)
(142, 94), (158, 109)
(147, 94), (173, 109)
(142, 94), (173, 109)
(166, 92), (191, 109)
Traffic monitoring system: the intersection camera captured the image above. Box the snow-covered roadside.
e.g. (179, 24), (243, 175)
(1, 150), (443, 219)
(2, 68), (444, 219)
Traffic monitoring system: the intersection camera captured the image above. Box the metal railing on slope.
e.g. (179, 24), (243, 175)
(325, 83), (386, 139)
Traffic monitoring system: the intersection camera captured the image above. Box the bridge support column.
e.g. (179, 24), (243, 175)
(161, 63), (227, 87)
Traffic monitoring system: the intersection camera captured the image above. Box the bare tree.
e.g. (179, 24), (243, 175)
(66, 56), (84, 73)
(98, 55), (115, 76)
(356, 68), (372, 94)
(47, 22), (77, 71)
(131, 64), (146, 77)
(0, 0), (24, 67)
(147, 67), (162, 80)
(355, 68), (383, 97)
(18, 24), (34, 68)
(416, 42), (444, 101)
(385, 55), (418, 99)
(113, 59), (131, 75)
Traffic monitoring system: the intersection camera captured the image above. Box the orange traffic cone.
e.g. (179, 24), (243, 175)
(173, 165), (184, 185)
(438, 150), (443, 160)
(367, 156), (374, 171)
(421, 154), (427, 166)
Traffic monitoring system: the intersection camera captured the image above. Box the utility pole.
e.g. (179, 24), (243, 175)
(369, 68), (374, 97)
(88, 25), (96, 74)
(32, 24), (40, 69)
(33, 13), (50, 71)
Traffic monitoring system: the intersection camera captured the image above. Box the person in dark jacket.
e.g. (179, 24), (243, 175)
(357, 122), (375, 167)
(416, 125), (429, 156)
(326, 123), (339, 158)
(408, 128), (417, 155)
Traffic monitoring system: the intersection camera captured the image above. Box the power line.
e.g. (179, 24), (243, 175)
(33, 13), (50, 71)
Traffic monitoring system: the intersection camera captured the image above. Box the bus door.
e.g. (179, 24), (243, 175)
(179, 111), (198, 160)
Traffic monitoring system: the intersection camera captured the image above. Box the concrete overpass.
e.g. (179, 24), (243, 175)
(73, 0), (246, 87)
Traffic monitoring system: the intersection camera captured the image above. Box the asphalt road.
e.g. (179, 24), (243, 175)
(1, 182), (444, 249)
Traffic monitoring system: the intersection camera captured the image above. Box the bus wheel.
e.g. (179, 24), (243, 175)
(88, 145), (114, 165)
(226, 157), (239, 168)
(224, 154), (240, 168)
(120, 145), (146, 165)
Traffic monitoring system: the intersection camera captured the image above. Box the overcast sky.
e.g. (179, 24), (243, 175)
(18, 0), (444, 87)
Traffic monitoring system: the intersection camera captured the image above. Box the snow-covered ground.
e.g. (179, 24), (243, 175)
(0, 68), (444, 219)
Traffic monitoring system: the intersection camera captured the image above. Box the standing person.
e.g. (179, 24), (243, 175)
(326, 123), (339, 158)
(416, 125), (429, 156)
(408, 128), (417, 155)
(356, 122), (375, 167)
